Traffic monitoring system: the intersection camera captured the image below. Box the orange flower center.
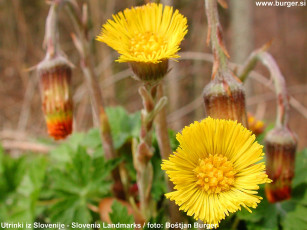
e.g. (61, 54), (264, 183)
(194, 154), (236, 194)
(130, 32), (167, 59)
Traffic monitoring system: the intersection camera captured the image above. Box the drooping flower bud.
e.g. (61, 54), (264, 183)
(265, 126), (297, 203)
(203, 71), (248, 127)
(37, 55), (73, 140)
(248, 113), (265, 136)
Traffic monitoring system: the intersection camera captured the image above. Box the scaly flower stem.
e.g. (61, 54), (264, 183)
(154, 84), (170, 160)
(238, 50), (289, 127)
(154, 83), (183, 225)
(205, 0), (229, 77)
(65, 2), (128, 198)
(134, 83), (167, 219)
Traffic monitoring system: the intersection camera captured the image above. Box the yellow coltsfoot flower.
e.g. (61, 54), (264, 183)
(161, 117), (271, 226)
(96, 3), (188, 82)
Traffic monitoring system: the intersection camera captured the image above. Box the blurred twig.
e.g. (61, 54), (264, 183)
(1, 140), (52, 154)
(18, 72), (38, 132)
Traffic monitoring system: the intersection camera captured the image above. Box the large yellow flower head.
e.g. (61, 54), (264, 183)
(96, 3), (188, 64)
(161, 117), (272, 226)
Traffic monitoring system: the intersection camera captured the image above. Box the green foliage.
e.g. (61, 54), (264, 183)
(151, 149), (167, 201)
(106, 107), (141, 149)
(237, 148), (307, 230)
(108, 200), (135, 230)
(0, 107), (307, 230)
(0, 148), (46, 229)
(47, 146), (121, 224)
(143, 208), (167, 230)
(292, 149), (307, 187)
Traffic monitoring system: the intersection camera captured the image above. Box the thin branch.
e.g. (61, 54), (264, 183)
(1, 140), (52, 154)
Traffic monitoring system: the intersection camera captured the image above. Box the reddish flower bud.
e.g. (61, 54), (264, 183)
(203, 71), (248, 127)
(265, 127), (297, 203)
(37, 56), (73, 140)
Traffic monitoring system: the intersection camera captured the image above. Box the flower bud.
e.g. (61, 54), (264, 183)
(203, 71), (248, 127)
(37, 55), (73, 140)
(247, 113), (265, 136)
(129, 59), (169, 82)
(265, 127), (297, 203)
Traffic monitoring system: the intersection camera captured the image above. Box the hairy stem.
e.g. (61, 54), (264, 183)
(134, 83), (167, 219)
(205, 0), (229, 77)
(135, 84), (156, 219)
(44, 2), (60, 58)
(154, 83), (183, 225)
(238, 49), (289, 127)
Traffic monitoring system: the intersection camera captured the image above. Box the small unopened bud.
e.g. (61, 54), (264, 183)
(37, 55), (73, 140)
(248, 113), (265, 136)
(203, 71), (248, 127)
(265, 127), (297, 203)
(129, 59), (169, 82)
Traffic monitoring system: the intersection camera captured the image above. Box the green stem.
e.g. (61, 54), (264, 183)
(231, 216), (240, 230)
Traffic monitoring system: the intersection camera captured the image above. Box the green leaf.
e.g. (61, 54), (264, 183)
(109, 200), (134, 230)
(239, 147), (307, 230)
(280, 183), (307, 230)
(48, 146), (121, 224)
(49, 143), (75, 166)
(256, 123), (274, 145)
(151, 153), (166, 201)
(281, 204), (307, 230)
(82, 128), (102, 149)
(143, 208), (166, 230)
(0, 145), (3, 175)
(106, 107), (141, 149)
(49, 196), (91, 224)
(293, 149), (307, 187)
(237, 187), (278, 230)
(168, 129), (179, 152)
(0, 155), (47, 228)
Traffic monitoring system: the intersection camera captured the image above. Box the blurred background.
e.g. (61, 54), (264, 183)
(0, 0), (306, 150)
